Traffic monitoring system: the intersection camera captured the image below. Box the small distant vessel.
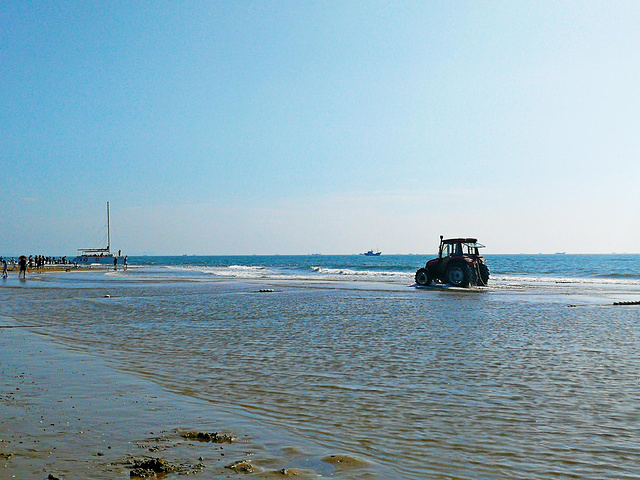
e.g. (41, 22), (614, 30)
(363, 249), (381, 256)
(73, 202), (123, 265)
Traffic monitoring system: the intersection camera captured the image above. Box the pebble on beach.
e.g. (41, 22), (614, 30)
(181, 430), (237, 443)
(225, 459), (257, 473)
(128, 457), (177, 478)
(273, 467), (303, 476)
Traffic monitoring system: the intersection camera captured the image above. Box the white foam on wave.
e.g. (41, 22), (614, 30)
(156, 265), (639, 290)
(227, 265), (267, 271)
(163, 264), (269, 278)
(494, 274), (640, 287)
(311, 266), (411, 280)
(160, 264), (413, 283)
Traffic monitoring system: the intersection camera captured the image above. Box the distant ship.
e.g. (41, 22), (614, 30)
(363, 249), (381, 256)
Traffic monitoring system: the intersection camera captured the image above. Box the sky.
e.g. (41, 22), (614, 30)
(2, 1), (639, 255)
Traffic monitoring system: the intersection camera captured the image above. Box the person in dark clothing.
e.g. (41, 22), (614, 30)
(19, 256), (27, 279)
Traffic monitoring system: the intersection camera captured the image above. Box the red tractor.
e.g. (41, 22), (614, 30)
(415, 236), (489, 287)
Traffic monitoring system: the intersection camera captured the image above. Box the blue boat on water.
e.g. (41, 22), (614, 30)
(363, 249), (381, 256)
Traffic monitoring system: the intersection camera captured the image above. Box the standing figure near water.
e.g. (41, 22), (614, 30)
(113, 256), (118, 271)
(123, 255), (128, 271)
(2, 259), (7, 279)
(18, 256), (27, 278)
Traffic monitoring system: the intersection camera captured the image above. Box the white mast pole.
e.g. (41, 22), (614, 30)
(107, 201), (111, 254)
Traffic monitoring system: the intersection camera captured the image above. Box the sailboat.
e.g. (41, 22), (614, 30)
(72, 202), (122, 265)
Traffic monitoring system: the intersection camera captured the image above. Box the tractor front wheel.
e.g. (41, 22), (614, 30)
(415, 268), (431, 286)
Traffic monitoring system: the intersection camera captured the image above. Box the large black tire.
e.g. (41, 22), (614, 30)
(469, 266), (478, 286)
(415, 268), (431, 286)
(446, 264), (471, 287)
(478, 263), (490, 286)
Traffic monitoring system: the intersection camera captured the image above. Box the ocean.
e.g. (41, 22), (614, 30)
(2, 254), (640, 479)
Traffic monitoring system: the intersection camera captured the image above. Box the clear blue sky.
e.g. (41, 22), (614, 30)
(2, 1), (639, 255)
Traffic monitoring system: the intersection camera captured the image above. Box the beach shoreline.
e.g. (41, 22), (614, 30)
(0, 318), (205, 479)
(0, 317), (337, 479)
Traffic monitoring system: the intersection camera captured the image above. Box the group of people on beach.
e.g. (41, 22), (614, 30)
(1, 255), (62, 279)
(2, 255), (70, 269)
(1, 254), (128, 279)
(1, 256), (28, 279)
(33, 255), (70, 269)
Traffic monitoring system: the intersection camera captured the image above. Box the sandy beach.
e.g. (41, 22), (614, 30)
(1, 318), (219, 479)
(0, 316), (341, 480)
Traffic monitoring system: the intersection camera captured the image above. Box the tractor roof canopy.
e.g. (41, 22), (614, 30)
(442, 238), (485, 248)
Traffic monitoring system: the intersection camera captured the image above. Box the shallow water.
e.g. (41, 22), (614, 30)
(1, 255), (640, 478)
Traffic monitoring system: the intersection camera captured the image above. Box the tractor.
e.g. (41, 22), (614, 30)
(415, 236), (489, 287)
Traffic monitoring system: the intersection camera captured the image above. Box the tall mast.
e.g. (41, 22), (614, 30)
(107, 201), (111, 254)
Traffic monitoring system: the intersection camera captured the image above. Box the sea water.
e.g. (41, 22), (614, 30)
(1, 254), (640, 479)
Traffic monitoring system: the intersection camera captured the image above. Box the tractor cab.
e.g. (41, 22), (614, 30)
(439, 237), (484, 259)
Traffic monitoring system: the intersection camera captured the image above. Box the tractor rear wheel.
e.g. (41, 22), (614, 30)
(415, 268), (431, 286)
(446, 264), (471, 287)
(478, 264), (490, 286)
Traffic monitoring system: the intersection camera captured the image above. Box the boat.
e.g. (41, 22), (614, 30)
(72, 202), (123, 265)
(363, 249), (381, 256)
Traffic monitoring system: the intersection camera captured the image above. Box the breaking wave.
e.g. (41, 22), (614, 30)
(310, 266), (409, 279)
(163, 265), (270, 278)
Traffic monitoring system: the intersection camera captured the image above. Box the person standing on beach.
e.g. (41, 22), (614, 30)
(18, 256), (27, 278)
(2, 259), (7, 279)
(123, 255), (128, 271)
(113, 256), (118, 271)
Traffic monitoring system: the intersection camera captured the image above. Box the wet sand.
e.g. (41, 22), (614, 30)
(6, 260), (638, 479)
(0, 316), (344, 479)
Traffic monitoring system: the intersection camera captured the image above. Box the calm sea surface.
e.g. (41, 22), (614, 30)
(2, 254), (640, 479)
